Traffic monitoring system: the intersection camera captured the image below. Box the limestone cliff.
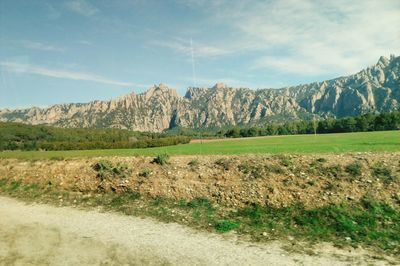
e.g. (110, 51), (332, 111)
(1, 56), (399, 132)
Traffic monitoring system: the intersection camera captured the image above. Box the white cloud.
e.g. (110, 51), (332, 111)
(150, 39), (229, 58)
(66, 0), (98, 17)
(181, 0), (400, 76)
(20, 41), (64, 52)
(0, 61), (133, 87)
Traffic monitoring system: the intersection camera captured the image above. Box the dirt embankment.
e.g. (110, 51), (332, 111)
(0, 152), (399, 208)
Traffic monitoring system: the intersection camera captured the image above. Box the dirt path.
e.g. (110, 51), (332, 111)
(0, 197), (395, 266)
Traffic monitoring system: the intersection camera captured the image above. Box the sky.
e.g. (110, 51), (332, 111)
(0, 0), (399, 109)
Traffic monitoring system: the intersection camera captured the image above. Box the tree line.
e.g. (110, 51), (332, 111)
(0, 123), (191, 151)
(221, 112), (400, 138)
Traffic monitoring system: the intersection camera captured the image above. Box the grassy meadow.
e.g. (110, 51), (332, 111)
(0, 130), (398, 159)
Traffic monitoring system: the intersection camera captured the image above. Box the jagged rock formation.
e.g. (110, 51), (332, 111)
(1, 56), (399, 132)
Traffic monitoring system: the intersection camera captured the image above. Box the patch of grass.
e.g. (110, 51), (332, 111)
(139, 168), (151, 177)
(187, 197), (212, 209)
(151, 196), (166, 206)
(152, 153), (169, 165)
(215, 220), (240, 232)
(215, 158), (231, 170)
(110, 195), (125, 207)
(345, 162), (362, 177)
(9, 181), (21, 191)
(236, 199), (400, 252)
(23, 183), (40, 191)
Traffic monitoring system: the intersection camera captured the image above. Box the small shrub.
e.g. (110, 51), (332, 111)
(345, 162), (362, 177)
(92, 160), (131, 180)
(139, 168), (151, 177)
(215, 158), (231, 170)
(92, 160), (113, 172)
(152, 153), (170, 165)
(214, 220), (240, 232)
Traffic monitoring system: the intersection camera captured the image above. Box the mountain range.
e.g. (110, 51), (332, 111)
(1, 55), (399, 132)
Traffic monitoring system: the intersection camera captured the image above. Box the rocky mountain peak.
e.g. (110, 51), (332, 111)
(0, 55), (399, 132)
(377, 56), (390, 67)
(212, 82), (227, 90)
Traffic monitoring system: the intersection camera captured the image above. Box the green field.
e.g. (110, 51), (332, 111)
(0, 131), (399, 159)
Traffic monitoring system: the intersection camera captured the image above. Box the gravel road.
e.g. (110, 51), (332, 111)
(0, 196), (395, 266)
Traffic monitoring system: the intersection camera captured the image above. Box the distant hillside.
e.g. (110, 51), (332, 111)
(1, 55), (399, 132)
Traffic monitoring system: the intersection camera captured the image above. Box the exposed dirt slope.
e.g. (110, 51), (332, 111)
(1, 153), (399, 208)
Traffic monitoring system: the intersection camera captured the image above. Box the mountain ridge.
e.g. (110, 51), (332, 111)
(1, 55), (399, 132)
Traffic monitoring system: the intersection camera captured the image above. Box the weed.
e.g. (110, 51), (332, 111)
(280, 158), (292, 167)
(324, 165), (342, 178)
(238, 161), (264, 179)
(215, 158), (231, 170)
(139, 168), (151, 177)
(345, 162), (362, 177)
(372, 163), (395, 184)
(126, 191), (141, 200)
(49, 156), (64, 161)
(187, 197), (212, 209)
(23, 183), (39, 191)
(265, 164), (285, 174)
(178, 198), (187, 207)
(151, 196), (166, 206)
(316, 157), (327, 163)
(9, 181), (21, 191)
(188, 159), (199, 169)
(110, 196), (125, 207)
(214, 220), (240, 232)
(152, 153), (169, 165)
(92, 160), (131, 180)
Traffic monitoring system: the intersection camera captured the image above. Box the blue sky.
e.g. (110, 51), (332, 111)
(0, 0), (399, 108)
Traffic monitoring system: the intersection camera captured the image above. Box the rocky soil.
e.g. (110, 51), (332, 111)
(1, 152), (399, 208)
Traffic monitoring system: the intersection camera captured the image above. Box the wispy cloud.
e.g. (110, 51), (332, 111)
(66, 0), (98, 17)
(20, 41), (65, 52)
(180, 0), (400, 76)
(0, 61), (133, 87)
(150, 39), (229, 58)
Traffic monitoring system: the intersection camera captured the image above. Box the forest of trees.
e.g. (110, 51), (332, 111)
(1, 112), (398, 151)
(0, 123), (191, 151)
(221, 111), (400, 138)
